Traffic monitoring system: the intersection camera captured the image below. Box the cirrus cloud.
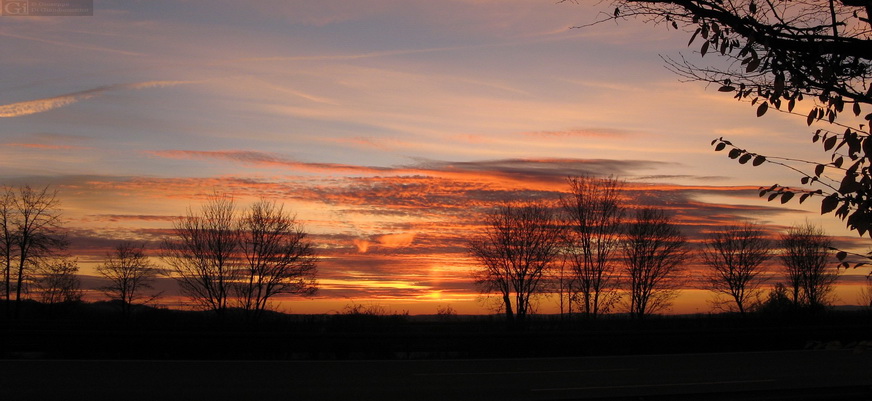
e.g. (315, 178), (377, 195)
(0, 81), (194, 118)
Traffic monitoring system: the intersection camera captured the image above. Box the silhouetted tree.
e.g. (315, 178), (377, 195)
(622, 208), (689, 318)
(1, 188), (14, 316)
(860, 276), (872, 309)
(560, 175), (624, 318)
(757, 282), (794, 315)
(700, 222), (771, 314)
(32, 257), (82, 305)
(236, 200), (317, 320)
(573, 0), (872, 239)
(6, 186), (66, 317)
(779, 223), (838, 309)
(162, 194), (239, 316)
(97, 242), (162, 316)
(469, 202), (562, 324)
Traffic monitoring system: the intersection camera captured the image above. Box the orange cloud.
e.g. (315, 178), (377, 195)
(353, 238), (371, 253)
(378, 232), (416, 248)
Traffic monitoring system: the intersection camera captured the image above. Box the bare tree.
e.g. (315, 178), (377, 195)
(8, 186), (66, 317)
(622, 208), (689, 319)
(236, 200), (317, 319)
(469, 202), (562, 324)
(561, 175), (625, 318)
(1, 188), (14, 316)
(162, 194), (239, 316)
(860, 276), (872, 309)
(700, 222), (772, 314)
(97, 242), (162, 316)
(32, 257), (82, 305)
(779, 223), (838, 309)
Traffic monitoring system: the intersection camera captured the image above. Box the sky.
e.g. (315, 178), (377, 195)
(1, 0), (869, 315)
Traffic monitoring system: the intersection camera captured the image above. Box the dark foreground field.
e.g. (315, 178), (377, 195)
(2, 302), (872, 400)
(2, 351), (872, 400)
(1, 300), (872, 360)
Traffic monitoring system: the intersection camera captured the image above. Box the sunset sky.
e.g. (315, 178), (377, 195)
(2, 0), (869, 314)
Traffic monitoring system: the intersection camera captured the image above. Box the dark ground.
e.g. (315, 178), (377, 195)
(1, 300), (871, 360)
(2, 301), (872, 400)
(2, 351), (872, 400)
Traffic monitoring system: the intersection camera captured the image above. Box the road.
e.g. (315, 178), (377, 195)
(2, 350), (871, 400)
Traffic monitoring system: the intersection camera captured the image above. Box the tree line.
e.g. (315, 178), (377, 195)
(0, 182), (850, 323)
(469, 176), (844, 324)
(0, 188), (317, 321)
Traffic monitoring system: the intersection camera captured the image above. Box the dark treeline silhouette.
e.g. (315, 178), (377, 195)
(0, 180), (867, 361)
(2, 189), (318, 322)
(468, 176), (850, 325)
(0, 181), (859, 326)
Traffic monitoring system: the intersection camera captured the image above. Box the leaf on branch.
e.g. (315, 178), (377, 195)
(821, 194), (840, 214)
(799, 193), (810, 203)
(718, 85), (736, 92)
(756, 102), (768, 117)
(749, 2), (756, 13)
(823, 136), (837, 151)
(739, 153), (752, 164)
(752, 155), (766, 166)
(837, 204), (849, 220)
(839, 174), (858, 194)
(746, 58), (761, 73)
(833, 156), (844, 168)
(836, 251), (848, 261)
(854, 102), (861, 117)
(780, 192), (794, 204)
(815, 164), (825, 177)
(767, 192), (779, 201)
(614, 7), (620, 17)
(688, 28), (701, 46)
(701, 41), (709, 57)
(773, 75), (785, 96)
(728, 148), (742, 159)
(714, 142), (727, 151)
(788, 98), (795, 112)
(807, 108), (817, 126)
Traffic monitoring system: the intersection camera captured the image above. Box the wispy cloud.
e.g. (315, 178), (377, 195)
(0, 31), (145, 56)
(148, 150), (392, 174)
(521, 128), (636, 139)
(2, 143), (84, 150)
(0, 81), (193, 118)
(149, 149), (671, 185)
